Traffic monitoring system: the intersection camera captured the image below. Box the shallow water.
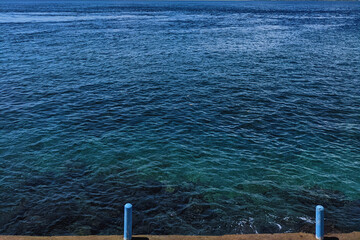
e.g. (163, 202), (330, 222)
(0, 0), (360, 235)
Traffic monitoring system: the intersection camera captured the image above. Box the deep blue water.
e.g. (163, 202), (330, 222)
(1, 0), (360, 236)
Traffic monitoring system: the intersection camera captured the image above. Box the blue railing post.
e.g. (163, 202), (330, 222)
(124, 203), (132, 240)
(316, 205), (324, 240)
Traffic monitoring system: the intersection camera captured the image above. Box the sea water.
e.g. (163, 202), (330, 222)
(0, 0), (359, 235)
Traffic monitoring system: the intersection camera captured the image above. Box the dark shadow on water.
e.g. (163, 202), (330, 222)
(324, 237), (339, 240)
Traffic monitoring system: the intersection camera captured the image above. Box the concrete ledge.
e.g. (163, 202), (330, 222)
(1, 232), (360, 240)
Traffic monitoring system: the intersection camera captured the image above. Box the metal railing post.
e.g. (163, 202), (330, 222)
(316, 205), (324, 240)
(124, 203), (132, 240)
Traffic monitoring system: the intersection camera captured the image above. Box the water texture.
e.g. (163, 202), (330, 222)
(0, 0), (360, 235)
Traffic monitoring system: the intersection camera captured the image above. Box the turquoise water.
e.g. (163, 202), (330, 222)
(0, 0), (360, 235)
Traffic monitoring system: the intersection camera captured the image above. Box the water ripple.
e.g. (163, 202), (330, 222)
(0, 0), (360, 236)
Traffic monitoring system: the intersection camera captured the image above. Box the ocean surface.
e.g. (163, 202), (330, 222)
(0, 0), (360, 236)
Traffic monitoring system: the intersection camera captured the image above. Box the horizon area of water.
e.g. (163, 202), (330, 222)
(0, 0), (360, 236)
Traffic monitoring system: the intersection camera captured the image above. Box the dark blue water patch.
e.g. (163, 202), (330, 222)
(0, 168), (359, 235)
(0, 0), (360, 236)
